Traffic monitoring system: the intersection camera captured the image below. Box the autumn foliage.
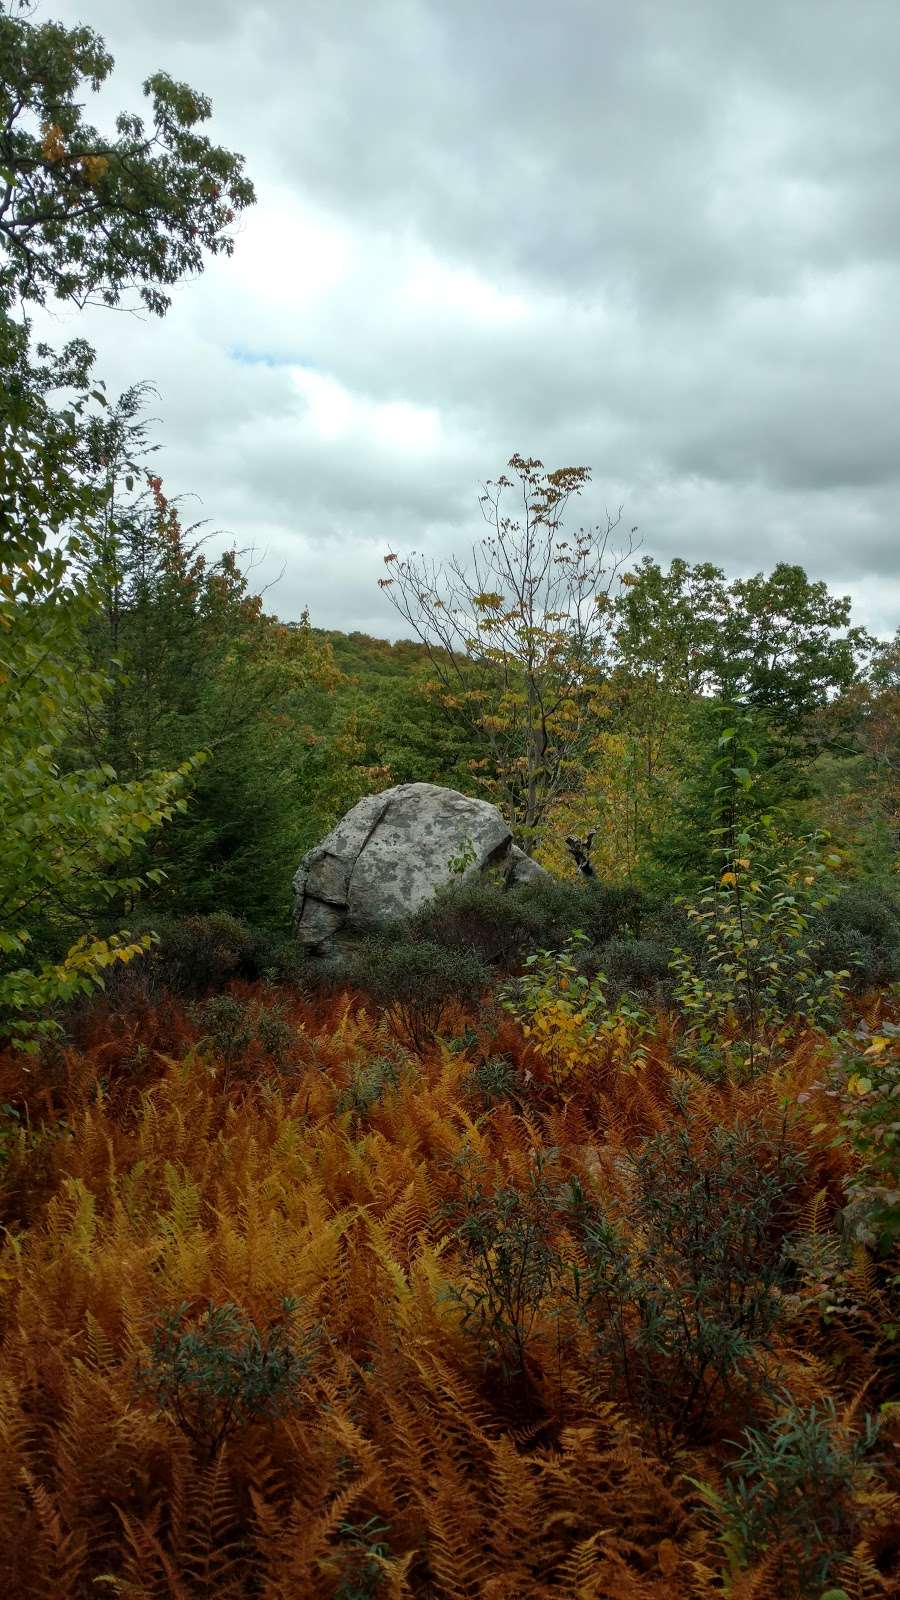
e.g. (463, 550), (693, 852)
(0, 975), (897, 1599)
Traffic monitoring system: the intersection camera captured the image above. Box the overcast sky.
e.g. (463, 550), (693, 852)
(46, 0), (900, 638)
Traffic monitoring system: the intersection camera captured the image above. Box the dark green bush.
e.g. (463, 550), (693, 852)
(813, 883), (900, 992)
(594, 935), (673, 996)
(346, 937), (489, 1049)
(189, 994), (298, 1067)
(508, 877), (645, 950)
(560, 879), (645, 942)
(410, 879), (540, 969)
(137, 1299), (316, 1459)
(711, 1397), (880, 1593)
(463, 1055), (521, 1106)
(337, 1057), (401, 1118)
(189, 994), (255, 1061)
(408, 875), (652, 975)
(254, 1004), (297, 1064)
(118, 911), (268, 998)
(447, 1152), (565, 1387)
(571, 1122), (803, 1451)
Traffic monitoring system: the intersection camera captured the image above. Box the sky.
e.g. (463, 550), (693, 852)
(44, 0), (900, 638)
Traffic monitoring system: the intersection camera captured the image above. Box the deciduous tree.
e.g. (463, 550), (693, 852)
(379, 454), (635, 845)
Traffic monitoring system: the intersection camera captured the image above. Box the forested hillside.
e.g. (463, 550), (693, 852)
(0, 4), (898, 1597)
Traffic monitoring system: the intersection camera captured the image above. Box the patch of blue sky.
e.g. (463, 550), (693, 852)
(228, 345), (310, 369)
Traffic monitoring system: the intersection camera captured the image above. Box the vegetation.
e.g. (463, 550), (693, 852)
(378, 454), (636, 846)
(0, 2), (897, 1595)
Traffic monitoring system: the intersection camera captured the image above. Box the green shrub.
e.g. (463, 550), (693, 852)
(837, 1023), (900, 1260)
(189, 994), (255, 1061)
(137, 1298), (316, 1459)
(564, 880), (645, 942)
(813, 884), (900, 992)
(253, 1003), (297, 1064)
(189, 994), (298, 1067)
(447, 1151), (565, 1388)
(571, 1122), (803, 1451)
(346, 937), (488, 1050)
(408, 877), (652, 975)
(515, 877), (645, 949)
(595, 935), (672, 995)
(337, 1057), (401, 1118)
(409, 879), (540, 970)
(671, 830), (849, 1076)
(118, 911), (267, 998)
(704, 1397), (880, 1594)
(463, 1055), (521, 1106)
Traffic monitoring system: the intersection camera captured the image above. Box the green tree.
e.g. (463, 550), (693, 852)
(615, 557), (868, 741)
(0, 0), (254, 1041)
(0, 367), (203, 1046)
(68, 391), (340, 927)
(613, 560), (871, 887)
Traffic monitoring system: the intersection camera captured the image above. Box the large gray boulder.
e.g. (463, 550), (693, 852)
(293, 782), (550, 955)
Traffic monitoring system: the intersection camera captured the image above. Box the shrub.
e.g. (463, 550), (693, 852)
(463, 1055), (521, 1106)
(120, 911), (267, 998)
(408, 876), (651, 975)
(254, 1003), (297, 1065)
(189, 994), (255, 1061)
(514, 877), (645, 950)
(596, 935), (672, 996)
(346, 937), (488, 1050)
(337, 1057), (401, 1119)
(837, 1022), (900, 1259)
(409, 879), (539, 970)
(571, 1122), (803, 1451)
(500, 935), (653, 1086)
(671, 829), (849, 1075)
(706, 1397), (880, 1594)
(563, 880), (646, 942)
(447, 1151), (565, 1388)
(189, 994), (298, 1069)
(813, 883), (900, 992)
(136, 1298), (316, 1459)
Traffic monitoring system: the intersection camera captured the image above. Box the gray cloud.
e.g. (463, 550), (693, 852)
(45, 0), (900, 638)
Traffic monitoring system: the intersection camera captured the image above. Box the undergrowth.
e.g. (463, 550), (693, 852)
(0, 977), (896, 1597)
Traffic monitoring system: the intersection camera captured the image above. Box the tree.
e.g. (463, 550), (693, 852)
(611, 559), (872, 886)
(71, 397), (340, 926)
(815, 629), (900, 870)
(0, 370), (204, 1046)
(379, 454), (636, 846)
(0, 0), (254, 1041)
(0, 0), (253, 318)
(615, 557), (869, 737)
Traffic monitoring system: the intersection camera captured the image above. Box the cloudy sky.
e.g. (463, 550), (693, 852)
(46, 0), (900, 637)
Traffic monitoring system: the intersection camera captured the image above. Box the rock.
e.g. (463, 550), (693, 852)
(507, 843), (553, 888)
(293, 782), (551, 955)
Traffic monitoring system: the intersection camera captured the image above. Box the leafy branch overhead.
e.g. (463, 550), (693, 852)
(0, 1), (254, 316)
